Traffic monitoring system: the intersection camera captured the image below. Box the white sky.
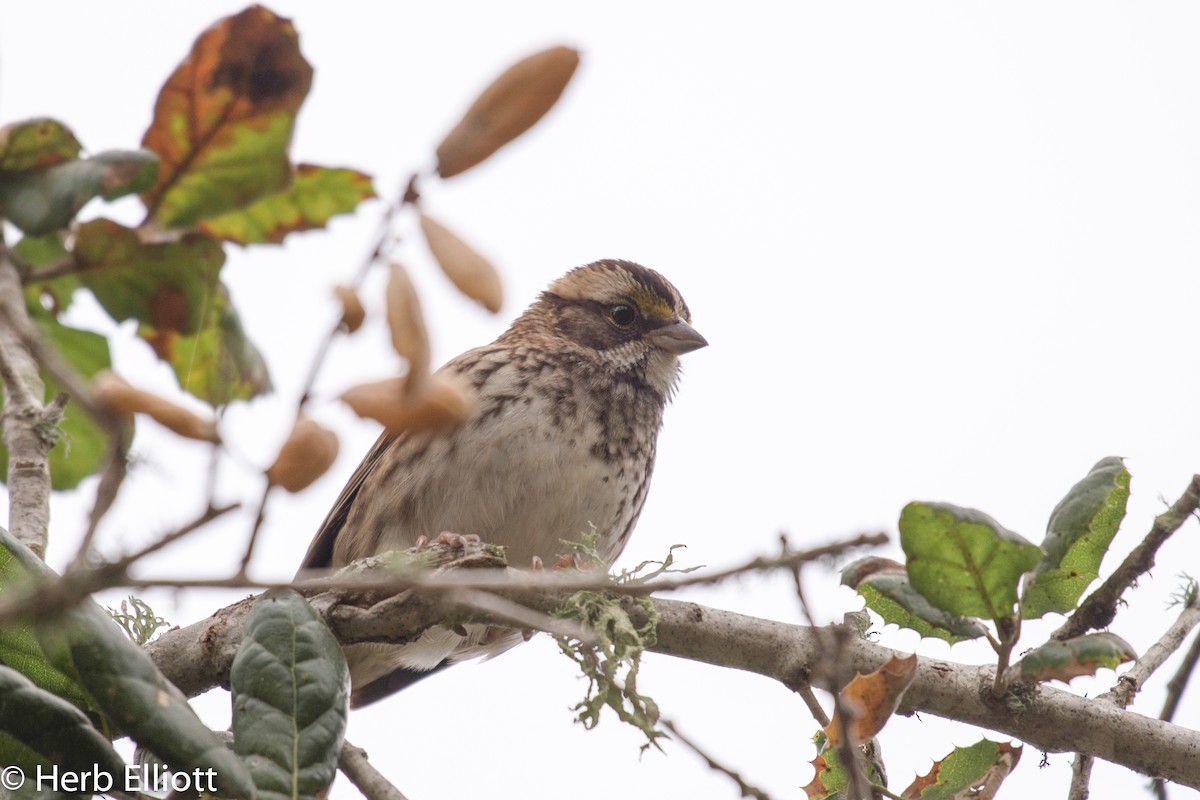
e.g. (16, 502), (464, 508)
(3, 3), (1200, 799)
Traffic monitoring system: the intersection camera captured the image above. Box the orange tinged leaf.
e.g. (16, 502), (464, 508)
(436, 46), (580, 179)
(385, 261), (431, 395)
(140, 5), (313, 228)
(340, 374), (472, 435)
(266, 416), (339, 493)
(419, 213), (503, 313)
(825, 654), (917, 747)
(333, 285), (365, 333)
(93, 371), (220, 444)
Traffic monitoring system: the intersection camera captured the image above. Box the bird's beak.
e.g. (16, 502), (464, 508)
(647, 319), (708, 355)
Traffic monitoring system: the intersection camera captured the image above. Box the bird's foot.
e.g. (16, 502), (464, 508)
(416, 531), (481, 551)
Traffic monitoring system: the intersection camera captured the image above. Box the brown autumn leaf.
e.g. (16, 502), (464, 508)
(140, 5), (313, 228)
(266, 415), (339, 493)
(419, 213), (503, 313)
(385, 261), (431, 396)
(333, 285), (365, 333)
(92, 371), (220, 444)
(436, 45), (580, 179)
(339, 374), (472, 435)
(825, 654), (918, 747)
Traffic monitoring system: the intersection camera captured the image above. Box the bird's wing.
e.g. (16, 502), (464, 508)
(296, 430), (396, 573)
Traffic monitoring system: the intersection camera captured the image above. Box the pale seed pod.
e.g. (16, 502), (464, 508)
(333, 284), (366, 333)
(266, 415), (340, 493)
(385, 261), (431, 396)
(93, 371), (221, 443)
(339, 374), (472, 435)
(419, 213), (503, 313)
(435, 45), (580, 179)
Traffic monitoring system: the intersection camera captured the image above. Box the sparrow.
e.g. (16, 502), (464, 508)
(298, 259), (706, 707)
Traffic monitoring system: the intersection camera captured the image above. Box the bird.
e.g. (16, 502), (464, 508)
(298, 259), (706, 707)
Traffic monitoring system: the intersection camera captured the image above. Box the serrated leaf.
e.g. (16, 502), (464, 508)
(825, 654), (917, 748)
(0, 664), (125, 776)
(0, 151), (159, 235)
(141, 6), (313, 228)
(900, 502), (1042, 621)
(141, 283), (272, 405)
(199, 164), (375, 244)
(841, 557), (987, 644)
(231, 590), (348, 800)
(1005, 632), (1136, 686)
(803, 734), (886, 800)
(903, 739), (1022, 799)
(0, 309), (113, 491)
(1022, 457), (1131, 619)
(0, 528), (256, 799)
(0, 118), (81, 171)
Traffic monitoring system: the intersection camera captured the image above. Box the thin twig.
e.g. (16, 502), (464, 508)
(662, 719), (772, 800)
(22, 256), (80, 284)
(338, 741), (411, 800)
(0, 504), (240, 627)
(1069, 591), (1200, 799)
(443, 587), (596, 645)
(1160, 629), (1200, 723)
(240, 172), (421, 573)
(1105, 602), (1200, 708)
(1054, 474), (1200, 640)
(236, 484), (272, 576)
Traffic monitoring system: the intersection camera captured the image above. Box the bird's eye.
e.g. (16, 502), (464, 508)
(609, 304), (637, 327)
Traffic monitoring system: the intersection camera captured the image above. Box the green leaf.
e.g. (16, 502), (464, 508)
(0, 151), (159, 236)
(0, 119), (81, 171)
(841, 557), (987, 644)
(804, 733), (886, 800)
(231, 590), (348, 800)
(142, 283), (272, 405)
(899, 502), (1042, 621)
(1021, 457), (1131, 619)
(0, 533), (91, 709)
(0, 528), (256, 799)
(1004, 632), (1136, 685)
(15, 235), (79, 319)
(0, 664), (125, 777)
(902, 739), (1022, 799)
(75, 218), (226, 335)
(140, 6), (313, 228)
(200, 164), (376, 245)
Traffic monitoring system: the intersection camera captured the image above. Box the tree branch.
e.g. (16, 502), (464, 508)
(0, 239), (54, 558)
(143, 581), (1200, 789)
(337, 742), (411, 800)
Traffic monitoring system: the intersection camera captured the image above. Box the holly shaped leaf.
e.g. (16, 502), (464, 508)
(903, 739), (1022, 799)
(842, 557), (988, 644)
(1005, 632), (1136, 685)
(825, 654), (918, 748)
(1022, 457), (1131, 618)
(900, 502), (1042, 621)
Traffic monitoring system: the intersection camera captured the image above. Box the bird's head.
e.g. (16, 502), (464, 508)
(510, 259), (707, 397)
